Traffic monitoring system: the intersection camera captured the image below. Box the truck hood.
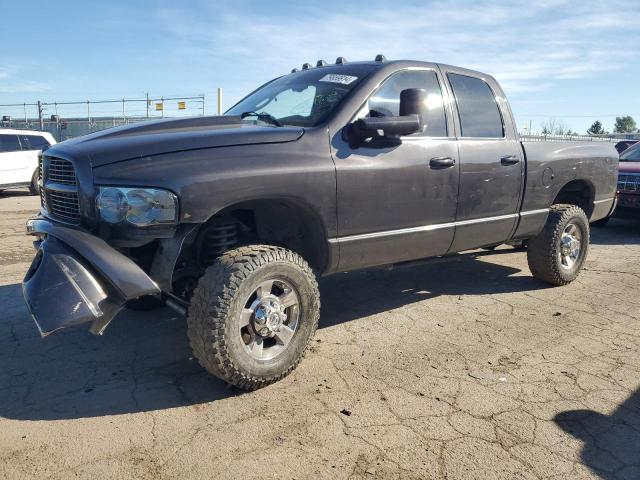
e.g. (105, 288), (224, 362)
(619, 161), (640, 174)
(45, 115), (305, 167)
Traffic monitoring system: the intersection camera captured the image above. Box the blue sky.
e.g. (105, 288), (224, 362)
(1, 0), (639, 133)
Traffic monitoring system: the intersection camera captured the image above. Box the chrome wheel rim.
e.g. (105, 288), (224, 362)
(240, 278), (300, 361)
(559, 223), (582, 269)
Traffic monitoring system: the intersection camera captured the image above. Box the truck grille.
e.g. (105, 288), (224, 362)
(47, 158), (78, 185)
(42, 156), (81, 224)
(618, 174), (640, 193)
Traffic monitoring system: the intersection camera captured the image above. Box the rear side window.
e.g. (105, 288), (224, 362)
(0, 134), (21, 153)
(448, 73), (504, 138)
(367, 70), (448, 137)
(19, 135), (51, 150)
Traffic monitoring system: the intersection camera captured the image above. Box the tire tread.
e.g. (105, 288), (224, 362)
(187, 245), (319, 390)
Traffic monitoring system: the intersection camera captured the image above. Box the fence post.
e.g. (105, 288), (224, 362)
(217, 88), (223, 115)
(146, 93), (150, 118)
(37, 100), (44, 130)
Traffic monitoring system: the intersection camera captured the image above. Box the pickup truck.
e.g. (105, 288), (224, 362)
(616, 142), (640, 213)
(23, 57), (618, 390)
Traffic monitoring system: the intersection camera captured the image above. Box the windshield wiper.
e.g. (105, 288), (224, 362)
(240, 111), (283, 127)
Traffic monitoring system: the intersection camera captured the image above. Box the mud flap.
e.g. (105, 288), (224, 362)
(22, 236), (125, 336)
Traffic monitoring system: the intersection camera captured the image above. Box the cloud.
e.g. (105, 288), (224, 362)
(154, 0), (640, 103)
(0, 65), (50, 95)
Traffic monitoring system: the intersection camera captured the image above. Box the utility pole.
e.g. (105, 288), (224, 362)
(37, 100), (44, 130)
(217, 88), (223, 115)
(146, 92), (150, 119)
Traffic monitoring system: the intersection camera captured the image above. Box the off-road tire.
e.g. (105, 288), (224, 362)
(527, 204), (589, 286)
(187, 245), (320, 390)
(29, 169), (40, 196)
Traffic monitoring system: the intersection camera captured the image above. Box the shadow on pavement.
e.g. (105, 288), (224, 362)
(555, 388), (640, 479)
(1, 249), (545, 421)
(590, 217), (640, 246)
(0, 189), (33, 198)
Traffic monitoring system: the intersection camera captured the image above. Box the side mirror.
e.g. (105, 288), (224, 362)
(400, 88), (427, 117)
(347, 115), (421, 147)
(345, 88), (426, 148)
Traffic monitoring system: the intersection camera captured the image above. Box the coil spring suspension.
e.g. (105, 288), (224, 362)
(198, 223), (239, 266)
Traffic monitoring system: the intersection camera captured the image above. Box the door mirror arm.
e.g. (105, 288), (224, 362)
(344, 114), (422, 148)
(343, 87), (428, 148)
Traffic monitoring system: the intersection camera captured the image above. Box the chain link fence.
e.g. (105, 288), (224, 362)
(0, 95), (206, 142)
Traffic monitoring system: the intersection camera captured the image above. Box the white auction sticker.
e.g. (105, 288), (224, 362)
(319, 74), (358, 85)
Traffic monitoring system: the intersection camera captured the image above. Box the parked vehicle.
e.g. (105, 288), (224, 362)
(615, 140), (638, 155)
(0, 129), (56, 194)
(616, 142), (640, 214)
(23, 57), (618, 389)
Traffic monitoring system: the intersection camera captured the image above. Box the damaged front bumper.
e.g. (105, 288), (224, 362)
(22, 218), (160, 337)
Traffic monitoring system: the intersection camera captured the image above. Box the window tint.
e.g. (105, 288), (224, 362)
(0, 134), (21, 153)
(19, 135), (51, 150)
(448, 73), (504, 138)
(367, 70), (447, 137)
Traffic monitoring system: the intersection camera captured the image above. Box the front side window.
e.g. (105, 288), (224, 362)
(448, 73), (504, 138)
(366, 70), (447, 137)
(20, 135), (51, 151)
(227, 65), (376, 127)
(620, 144), (640, 162)
(0, 134), (21, 153)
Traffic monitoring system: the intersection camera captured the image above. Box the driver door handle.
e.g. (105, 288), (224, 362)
(429, 156), (456, 169)
(500, 155), (520, 166)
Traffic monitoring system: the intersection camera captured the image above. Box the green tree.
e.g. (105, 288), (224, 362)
(587, 121), (605, 135)
(614, 116), (637, 133)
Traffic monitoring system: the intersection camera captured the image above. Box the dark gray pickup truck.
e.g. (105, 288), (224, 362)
(23, 57), (618, 389)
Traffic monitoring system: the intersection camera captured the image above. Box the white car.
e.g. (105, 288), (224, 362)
(0, 129), (56, 194)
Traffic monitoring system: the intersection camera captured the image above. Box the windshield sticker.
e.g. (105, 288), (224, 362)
(319, 74), (358, 85)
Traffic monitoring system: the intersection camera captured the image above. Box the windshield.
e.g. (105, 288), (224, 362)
(226, 65), (376, 127)
(620, 143), (640, 162)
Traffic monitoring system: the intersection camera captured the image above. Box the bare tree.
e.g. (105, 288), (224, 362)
(540, 118), (569, 135)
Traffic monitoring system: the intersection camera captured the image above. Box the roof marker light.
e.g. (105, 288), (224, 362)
(335, 57), (347, 65)
(316, 60), (327, 67)
(302, 63), (312, 70)
(291, 68), (299, 73)
(375, 54), (386, 63)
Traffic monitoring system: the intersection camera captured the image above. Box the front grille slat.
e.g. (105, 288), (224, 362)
(42, 157), (80, 224)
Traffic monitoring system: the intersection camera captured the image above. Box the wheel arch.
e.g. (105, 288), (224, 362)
(552, 179), (595, 218)
(201, 196), (331, 273)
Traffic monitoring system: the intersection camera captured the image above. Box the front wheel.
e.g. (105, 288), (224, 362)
(527, 204), (590, 286)
(29, 169), (40, 196)
(187, 245), (320, 390)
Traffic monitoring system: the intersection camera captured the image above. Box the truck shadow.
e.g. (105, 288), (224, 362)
(554, 388), (640, 479)
(0, 249), (545, 421)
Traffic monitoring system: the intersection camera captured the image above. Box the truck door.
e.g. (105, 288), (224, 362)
(331, 68), (460, 271)
(442, 70), (524, 252)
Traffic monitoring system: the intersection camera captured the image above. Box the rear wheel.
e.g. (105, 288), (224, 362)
(527, 204), (589, 286)
(187, 245), (320, 390)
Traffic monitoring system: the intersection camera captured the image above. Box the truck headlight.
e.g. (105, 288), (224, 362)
(97, 187), (178, 227)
